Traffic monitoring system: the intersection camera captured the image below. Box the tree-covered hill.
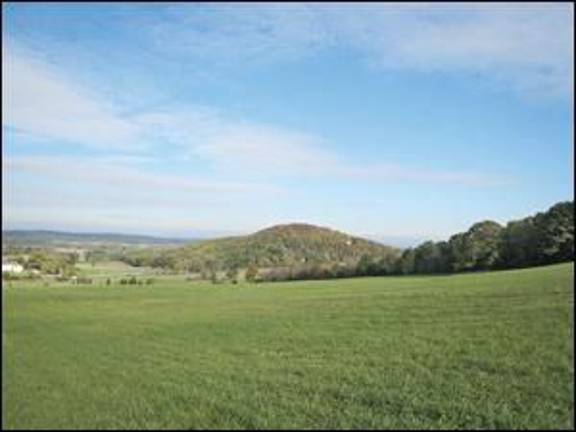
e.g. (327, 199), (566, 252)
(115, 201), (574, 283)
(122, 223), (401, 273)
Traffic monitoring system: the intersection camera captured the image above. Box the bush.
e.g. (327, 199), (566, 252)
(76, 277), (93, 284)
(245, 264), (259, 282)
(225, 267), (239, 284)
(3, 272), (21, 281)
(2, 272), (42, 281)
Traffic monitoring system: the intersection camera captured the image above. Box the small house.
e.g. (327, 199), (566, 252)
(2, 261), (24, 273)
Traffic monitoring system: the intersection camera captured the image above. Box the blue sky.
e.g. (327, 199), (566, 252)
(2, 3), (574, 245)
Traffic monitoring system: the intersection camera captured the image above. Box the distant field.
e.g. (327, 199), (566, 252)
(2, 263), (573, 429)
(73, 261), (205, 284)
(75, 260), (159, 278)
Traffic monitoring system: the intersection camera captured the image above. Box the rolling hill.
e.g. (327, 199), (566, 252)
(123, 223), (401, 271)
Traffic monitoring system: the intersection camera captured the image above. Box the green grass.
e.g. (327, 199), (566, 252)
(2, 263), (573, 429)
(75, 260), (159, 278)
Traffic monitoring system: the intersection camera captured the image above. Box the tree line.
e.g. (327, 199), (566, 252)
(119, 200), (573, 283)
(395, 201), (573, 275)
(244, 201), (573, 282)
(4, 201), (571, 284)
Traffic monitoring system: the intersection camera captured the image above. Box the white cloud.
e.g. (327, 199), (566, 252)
(195, 123), (336, 173)
(2, 41), (513, 188)
(135, 109), (339, 174)
(2, 42), (141, 148)
(148, 2), (573, 99)
(128, 107), (511, 186)
(2, 207), (238, 237)
(350, 3), (574, 98)
(4, 155), (280, 194)
(2, 154), (285, 235)
(152, 3), (332, 66)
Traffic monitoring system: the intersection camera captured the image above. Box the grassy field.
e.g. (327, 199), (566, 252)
(2, 263), (573, 429)
(75, 260), (161, 279)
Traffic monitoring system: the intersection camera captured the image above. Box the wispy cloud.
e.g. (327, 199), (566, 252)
(135, 109), (513, 187)
(3, 40), (512, 188)
(134, 109), (339, 174)
(2, 41), (142, 149)
(348, 3), (574, 98)
(2, 208), (242, 237)
(2, 154), (284, 235)
(147, 3), (573, 99)
(4, 155), (281, 194)
(149, 3), (331, 66)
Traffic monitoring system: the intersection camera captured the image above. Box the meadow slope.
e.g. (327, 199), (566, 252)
(2, 263), (573, 429)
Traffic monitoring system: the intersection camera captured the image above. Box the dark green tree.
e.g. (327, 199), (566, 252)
(245, 264), (259, 282)
(397, 249), (416, 275)
(534, 201), (574, 264)
(413, 241), (450, 274)
(449, 221), (503, 271)
(226, 266), (239, 284)
(499, 217), (540, 268)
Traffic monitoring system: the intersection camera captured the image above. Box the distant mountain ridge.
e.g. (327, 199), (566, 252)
(123, 223), (401, 271)
(2, 230), (195, 248)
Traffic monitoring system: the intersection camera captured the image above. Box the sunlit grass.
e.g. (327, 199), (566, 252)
(2, 263), (573, 429)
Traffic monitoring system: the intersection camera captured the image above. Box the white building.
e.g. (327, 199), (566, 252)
(2, 262), (24, 273)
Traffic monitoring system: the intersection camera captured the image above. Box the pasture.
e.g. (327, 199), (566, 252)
(75, 260), (160, 278)
(2, 263), (573, 429)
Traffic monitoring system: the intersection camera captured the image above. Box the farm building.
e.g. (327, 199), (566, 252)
(2, 261), (24, 273)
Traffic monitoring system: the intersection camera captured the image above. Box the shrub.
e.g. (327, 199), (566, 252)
(245, 264), (259, 283)
(76, 277), (93, 284)
(2, 272), (19, 281)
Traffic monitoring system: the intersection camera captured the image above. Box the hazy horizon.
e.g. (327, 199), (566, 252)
(2, 224), (429, 249)
(3, 3), (574, 240)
